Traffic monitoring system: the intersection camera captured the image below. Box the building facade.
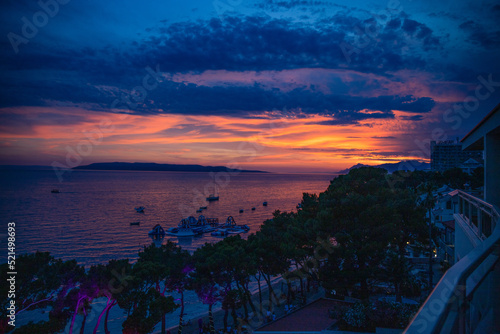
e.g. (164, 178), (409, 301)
(430, 139), (483, 172)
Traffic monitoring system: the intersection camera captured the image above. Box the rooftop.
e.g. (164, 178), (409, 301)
(256, 298), (346, 333)
(461, 102), (500, 150)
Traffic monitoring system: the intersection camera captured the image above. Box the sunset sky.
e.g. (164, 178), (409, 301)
(1, 0), (499, 172)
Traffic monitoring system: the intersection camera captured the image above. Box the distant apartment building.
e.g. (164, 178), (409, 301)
(430, 139), (483, 172)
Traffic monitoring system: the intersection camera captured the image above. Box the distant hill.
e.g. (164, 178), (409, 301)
(73, 162), (267, 173)
(337, 160), (430, 174)
(0, 165), (52, 170)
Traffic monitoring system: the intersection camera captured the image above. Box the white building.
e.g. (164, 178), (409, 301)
(460, 158), (483, 175)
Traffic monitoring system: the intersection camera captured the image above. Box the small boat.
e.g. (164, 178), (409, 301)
(217, 225), (249, 235)
(148, 224), (165, 236)
(251, 207), (256, 211)
(228, 224), (250, 232)
(239, 209), (244, 213)
(135, 206), (145, 213)
(199, 206), (208, 210)
(51, 189), (60, 193)
(130, 222), (140, 226)
(226, 227), (245, 234)
(196, 209), (203, 213)
(206, 180), (220, 201)
(211, 230), (227, 237)
(206, 194), (219, 201)
(263, 201), (268, 206)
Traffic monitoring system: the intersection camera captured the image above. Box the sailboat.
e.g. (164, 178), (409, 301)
(206, 179), (219, 201)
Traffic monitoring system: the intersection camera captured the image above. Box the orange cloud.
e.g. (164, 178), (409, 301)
(0, 106), (428, 172)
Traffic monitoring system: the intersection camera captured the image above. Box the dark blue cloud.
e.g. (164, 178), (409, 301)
(0, 13), (442, 114)
(399, 115), (424, 121)
(387, 18), (402, 29)
(136, 16), (348, 72)
(402, 18), (420, 34)
(0, 12), (459, 128)
(0, 111), (90, 134)
(0, 68), (436, 126)
(138, 82), (436, 121)
(314, 111), (394, 126)
(255, 0), (341, 11)
(1, 13), (443, 77)
(459, 20), (500, 48)
(396, 96), (435, 113)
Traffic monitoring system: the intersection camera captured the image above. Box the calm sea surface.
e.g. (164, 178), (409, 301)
(0, 169), (335, 332)
(0, 170), (335, 266)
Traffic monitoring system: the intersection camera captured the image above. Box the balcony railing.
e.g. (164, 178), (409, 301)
(457, 190), (499, 239)
(438, 238), (454, 260)
(404, 192), (500, 334)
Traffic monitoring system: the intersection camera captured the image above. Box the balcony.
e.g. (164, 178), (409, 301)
(457, 191), (498, 240)
(404, 192), (500, 334)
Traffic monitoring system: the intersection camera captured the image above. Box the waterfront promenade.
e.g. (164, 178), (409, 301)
(162, 280), (325, 334)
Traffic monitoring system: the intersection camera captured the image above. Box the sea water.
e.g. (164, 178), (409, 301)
(0, 169), (334, 332)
